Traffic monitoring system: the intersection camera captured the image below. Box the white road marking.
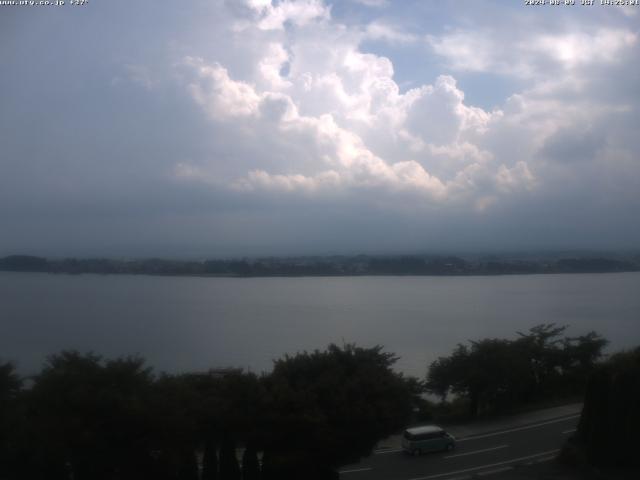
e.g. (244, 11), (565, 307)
(457, 415), (580, 442)
(407, 449), (560, 480)
(444, 444), (508, 459)
(532, 455), (557, 463)
(476, 466), (512, 476)
(562, 429), (577, 434)
(338, 467), (372, 474)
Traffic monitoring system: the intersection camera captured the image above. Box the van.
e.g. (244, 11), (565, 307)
(401, 425), (456, 456)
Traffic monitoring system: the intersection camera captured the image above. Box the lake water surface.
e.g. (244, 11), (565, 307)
(1, 272), (639, 378)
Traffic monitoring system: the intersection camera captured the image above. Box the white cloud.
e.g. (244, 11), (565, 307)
(426, 31), (500, 74)
(257, 43), (292, 89)
(404, 76), (497, 147)
(181, 51), (527, 206)
(495, 161), (535, 194)
(246, 0), (330, 30)
(185, 57), (261, 117)
(168, 0), (638, 236)
(427, 27), (637, 78)
(364, 21), (417, 44)
(351, 0), (388, 6)
(534, 29), (637, 69)
(3, 0), (640, 255)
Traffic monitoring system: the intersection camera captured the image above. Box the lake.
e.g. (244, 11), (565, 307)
(1, 272), (639, 378)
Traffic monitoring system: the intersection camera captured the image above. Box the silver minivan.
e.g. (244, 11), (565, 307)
(402, 425), (456, 456)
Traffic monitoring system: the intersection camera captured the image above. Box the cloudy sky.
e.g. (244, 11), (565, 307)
(1, 0), (639, 257)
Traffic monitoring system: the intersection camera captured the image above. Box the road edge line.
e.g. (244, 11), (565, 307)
(456, 415), (580, 442)
(407, 449), (560, 480)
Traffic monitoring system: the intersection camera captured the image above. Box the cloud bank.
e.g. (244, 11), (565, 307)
(1, 0), (639, 255)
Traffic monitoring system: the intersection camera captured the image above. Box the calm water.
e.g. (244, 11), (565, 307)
(1, 272), (639, 378)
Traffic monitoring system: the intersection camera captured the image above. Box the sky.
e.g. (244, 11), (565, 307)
(1, 0), (639, 258)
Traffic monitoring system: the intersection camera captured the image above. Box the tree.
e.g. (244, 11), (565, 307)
(427, 325), (608, 418)
(515, 323), (568, 392)
(0, 362), (23, 479)
(147, 373), (203, 480)
(562, 332), (608, 372)
(572, 347), (640, 467)
(0, 362), (21, 400)
(26, 351), (155, 480)
(427, 339), (531, 417)
(261, 344), (415, 478)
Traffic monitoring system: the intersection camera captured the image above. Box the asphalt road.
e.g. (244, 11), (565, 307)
(339, 413), (580, 480)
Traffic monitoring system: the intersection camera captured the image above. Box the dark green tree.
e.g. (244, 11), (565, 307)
(0, 362), (23, 479)
(427, 339), (531, 417)
(515, 323), (568, 392)
(562, 332), (608, 374)
(573, 347), (640, 467)
(26, 351), (155, 480)
(261, 344), (415, 478)
(427, 325), (608, 418)
(148, 373), (203, 479)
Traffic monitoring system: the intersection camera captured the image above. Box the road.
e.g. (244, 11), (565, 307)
(339, 413), (579, 480)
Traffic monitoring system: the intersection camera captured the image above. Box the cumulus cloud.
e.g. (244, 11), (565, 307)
(178, 7), (539, 210)
(427, 27), (637, 78)
(186, 58), (262, 117)
(534, 29), (637, 70)
(183, 63), (502, 202)
(364, 21), (417, 44)
(2, 0), (639, 255)
(183, 57), (447, 199)
(247, 0), (330, 30)
(171, 0), (639, 251)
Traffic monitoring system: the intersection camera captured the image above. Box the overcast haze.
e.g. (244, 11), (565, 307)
(1, 0), (639, 257)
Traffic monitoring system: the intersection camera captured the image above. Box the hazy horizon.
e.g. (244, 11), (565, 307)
(2, 248), (639, 262)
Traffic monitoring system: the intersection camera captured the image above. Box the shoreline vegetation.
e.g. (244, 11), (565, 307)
(2, 326), (637, 479)
(1, 253), (639, 278)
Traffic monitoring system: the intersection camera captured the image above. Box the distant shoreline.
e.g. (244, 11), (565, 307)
(1, 254), (638, 278)
(3, 271), (640, 280)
